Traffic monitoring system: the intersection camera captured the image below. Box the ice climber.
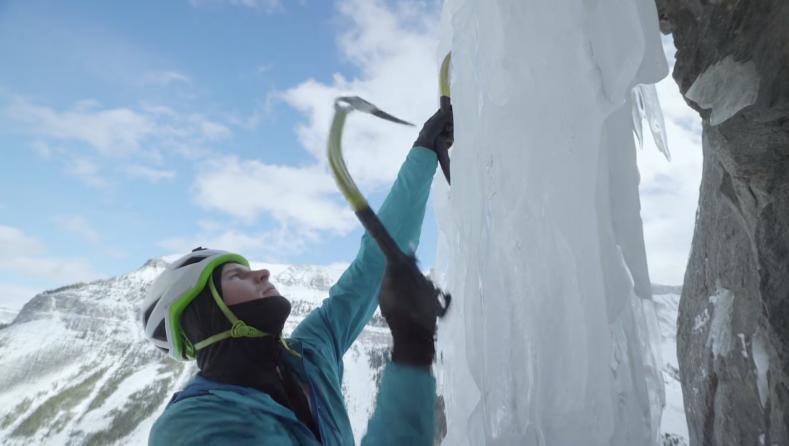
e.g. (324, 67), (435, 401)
(140, 106), (453, 445)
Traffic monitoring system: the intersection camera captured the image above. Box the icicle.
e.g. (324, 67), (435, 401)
(631, 87), (645, 150)
(633, 84), (671, 161)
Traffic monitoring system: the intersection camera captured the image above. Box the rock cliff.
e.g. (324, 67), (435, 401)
(656, 1), (789, 444)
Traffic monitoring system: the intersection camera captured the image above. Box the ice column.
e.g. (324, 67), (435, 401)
(433, 1), (668, 445)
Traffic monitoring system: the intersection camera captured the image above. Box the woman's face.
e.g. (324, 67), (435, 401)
(219, 263), (281, 306)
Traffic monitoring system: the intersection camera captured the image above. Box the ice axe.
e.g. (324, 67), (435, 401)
(436, 52), (453, 184)
(327, 96), (451, 318)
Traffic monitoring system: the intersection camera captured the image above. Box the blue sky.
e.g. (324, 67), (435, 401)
(0, 0), (703, 310)
(0, 0), (447, 309)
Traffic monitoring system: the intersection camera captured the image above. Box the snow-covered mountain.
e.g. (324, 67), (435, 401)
(0, 259), (390, 445)
(0, 259), (686, 445)
(652, 286), (689, 446)
(0, 307), (18, 326)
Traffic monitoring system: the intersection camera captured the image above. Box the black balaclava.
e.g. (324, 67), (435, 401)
(181, 264), (320, 440)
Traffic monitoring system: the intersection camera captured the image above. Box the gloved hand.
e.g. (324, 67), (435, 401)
(414, 106), (454, 156)
(378, 257), (442, 368)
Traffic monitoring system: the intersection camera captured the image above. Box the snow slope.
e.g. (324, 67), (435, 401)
(0, 259), (388, 445)
(434, 1), (670, 444)
(653, 286), (689, 446)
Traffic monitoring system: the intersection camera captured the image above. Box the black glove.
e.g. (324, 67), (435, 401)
(378, 257), (442, 368)
(414, 106), (454, 156)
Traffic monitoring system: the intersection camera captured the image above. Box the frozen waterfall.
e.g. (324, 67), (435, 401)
(433, 1), (669, 445)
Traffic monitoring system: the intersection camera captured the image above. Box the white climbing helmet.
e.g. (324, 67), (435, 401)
(140, 247), (252, 361)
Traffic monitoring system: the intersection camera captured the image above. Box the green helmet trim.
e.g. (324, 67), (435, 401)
(167, 253), (249, 360)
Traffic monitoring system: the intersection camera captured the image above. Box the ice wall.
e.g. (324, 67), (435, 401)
(433, 1), (668, 445)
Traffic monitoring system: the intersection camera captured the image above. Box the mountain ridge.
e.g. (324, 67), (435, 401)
(0, 259), (387, 445)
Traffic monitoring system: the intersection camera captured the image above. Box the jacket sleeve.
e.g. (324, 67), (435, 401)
(361, 363), (437, 446)
(291, 146), (438, 365)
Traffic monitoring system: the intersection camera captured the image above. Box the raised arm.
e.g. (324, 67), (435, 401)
(291, 146), (438, 363)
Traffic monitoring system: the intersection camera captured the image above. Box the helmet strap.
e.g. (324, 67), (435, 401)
(184, 274), (301, 359)
(190, 276), (272, 353)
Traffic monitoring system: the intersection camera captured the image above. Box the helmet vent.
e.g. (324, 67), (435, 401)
(142, 302), (156, 326)
(177, 256), (207, 269)
(152, 320), (167, 342)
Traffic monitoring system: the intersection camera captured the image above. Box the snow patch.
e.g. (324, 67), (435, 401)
(737, 333), (748, 359)
(686, 55), (760, 126)
(653, 292), (688, 444)
(752, 331), (769, 408)
(342, 339), (384, 444)
(707, 285), (734, 357)
(692, 309), (709, 333)
(130, 260), (168, 283)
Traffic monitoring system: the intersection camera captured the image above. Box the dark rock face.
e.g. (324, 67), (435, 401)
(656, 1), (789, 444)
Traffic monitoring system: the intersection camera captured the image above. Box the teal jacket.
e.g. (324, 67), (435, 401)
(150, 147), (438, 445)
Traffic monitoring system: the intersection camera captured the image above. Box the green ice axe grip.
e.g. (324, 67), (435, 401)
(327, 97), (451, 317)
(327, 106), (367, 211)
(440, 53), (451, 98)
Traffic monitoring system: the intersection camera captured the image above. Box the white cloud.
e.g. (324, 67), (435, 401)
(279, 0), (442, 187)
(192, 114), (231, 140)
(0, 225), (102, 284)
(31, 140), (61, 160)
(53, 215), (101, 244)
(6, 0), (443, 268)
(226, 89), (279, 130)
(0, 225), (47, 256)
(194, 156), (356, 234)
(180, 0), (442, 251)
(141, 70), (192, 86)
(636, 36), (704, 285)
(158, 225), (307, 262)
(5, 98), (231, 159)
(63, 157), (109, 188)
(127, 164), (176, 183)
(0, 256), (99, 281)
(6, 98), (156, 157)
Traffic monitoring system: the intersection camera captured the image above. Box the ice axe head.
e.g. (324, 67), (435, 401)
(335, 96), (414, 126)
